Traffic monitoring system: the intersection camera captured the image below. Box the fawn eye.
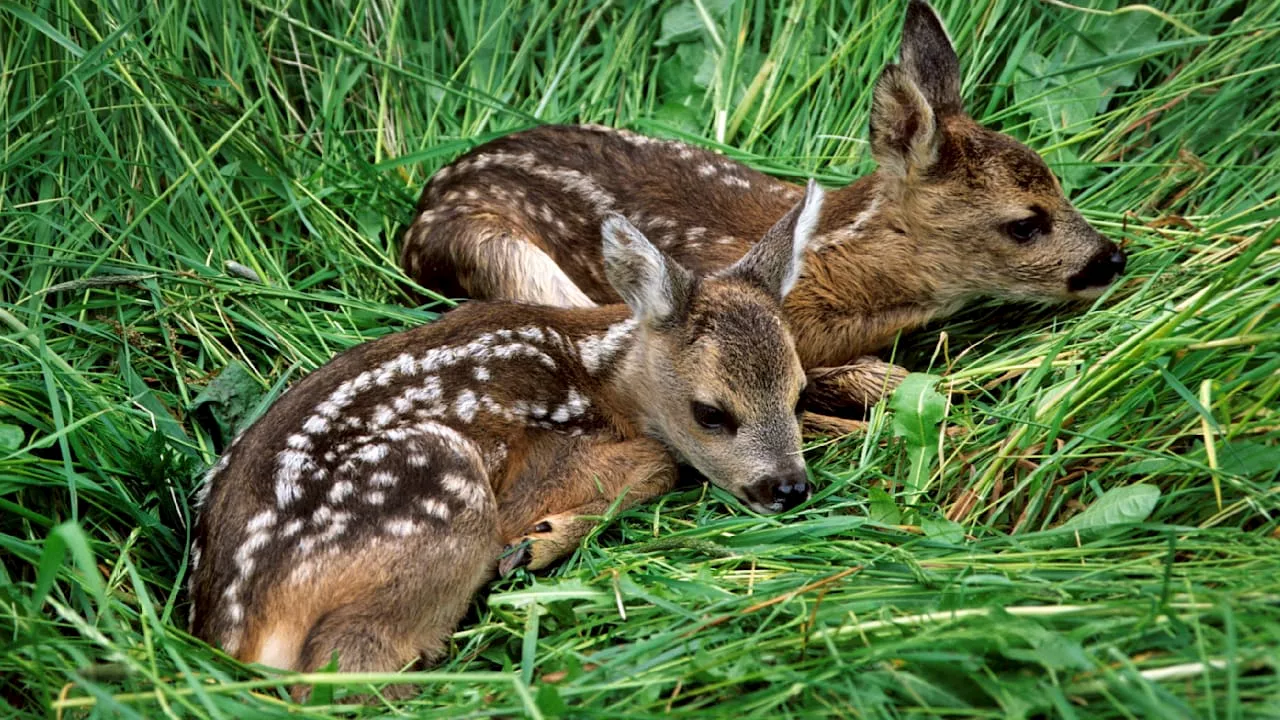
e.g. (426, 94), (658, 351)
(691, 402), (735, 432)
(1006, 217), (1041, 243)
(1006, 208), (1050, 244)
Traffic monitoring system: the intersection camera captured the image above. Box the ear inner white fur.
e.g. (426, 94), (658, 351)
(600, 213), (677, 323)
(784, 180), (825, 298)
(720, 180), (825, 301)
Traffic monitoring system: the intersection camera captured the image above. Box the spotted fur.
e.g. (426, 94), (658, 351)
(189, 187), (822, 699)
(399, 0), (1126, 414)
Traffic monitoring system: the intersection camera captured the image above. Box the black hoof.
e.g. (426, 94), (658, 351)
(498, 542), (532, 577)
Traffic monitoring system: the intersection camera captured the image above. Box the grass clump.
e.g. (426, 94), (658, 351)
(2, 0), (1278, 716)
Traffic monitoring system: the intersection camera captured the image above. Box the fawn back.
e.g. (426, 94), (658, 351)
(400, 0), (1126, 405)
(188, 185), (821, 693)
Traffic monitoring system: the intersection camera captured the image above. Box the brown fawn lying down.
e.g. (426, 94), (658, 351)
(400, 0), (1127, 414)
(188, 183), (823, 694)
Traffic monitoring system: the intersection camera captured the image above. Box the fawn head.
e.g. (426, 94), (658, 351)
(870, 0), (1125, 304)
(601, 183), (823, 514)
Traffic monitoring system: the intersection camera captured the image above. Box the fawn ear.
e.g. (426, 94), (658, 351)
(601, 214), (693, 325)
(721, 180), (824, 301)
(900, 0), (962, 116)
(870, 1), (961, 179)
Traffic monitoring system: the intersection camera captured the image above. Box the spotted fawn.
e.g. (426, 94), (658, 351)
(400, 0), (1127, 415)
(188, 183), (824, 698)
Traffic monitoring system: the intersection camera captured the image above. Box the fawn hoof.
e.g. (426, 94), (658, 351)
(499, 542), (532, 577)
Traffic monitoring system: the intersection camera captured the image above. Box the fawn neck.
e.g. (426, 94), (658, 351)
(779, 174), (970, 366)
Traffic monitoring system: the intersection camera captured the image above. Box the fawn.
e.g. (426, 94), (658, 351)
(188, 184), (823, 696)
(400, 0), (1127, 415)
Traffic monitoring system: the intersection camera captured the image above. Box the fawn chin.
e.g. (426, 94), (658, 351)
(401, 0), (1125, 417)
(189, 183), (825, 701)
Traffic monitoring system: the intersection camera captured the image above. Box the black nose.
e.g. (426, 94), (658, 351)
(1067, 245), (1127, 292)
(769, 468), (811, 511)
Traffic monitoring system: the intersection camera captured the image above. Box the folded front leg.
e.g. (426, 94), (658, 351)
(497, 436), (676, 575)
(806, 356), (910, 414)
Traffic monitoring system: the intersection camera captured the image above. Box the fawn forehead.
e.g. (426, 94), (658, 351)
(937, 119), (1063, 204)
(675, 280), (800, 402)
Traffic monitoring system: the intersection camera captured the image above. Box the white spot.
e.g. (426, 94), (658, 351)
(455, 389), (478, 423)
(722, 175), (750, 189)
(370, 471), (398, 487)
(385, 518), (418, 537)
(281, 519), (304, 537)
(355, 444), (389, 464)
(314, 401), (342, 419)
(564, 387), (589, 416)
(518, 327), (545, 342)
(319, 512), (351, 542)
(419, 497), (450, 521)
(190, 545), (202, 571)
(297, 536), (317, 556)
(473, 366), (490, 381)
(372, 404), (396, 428)
(577, 318), (638, 374)
(698, 163), (718, 176)
(408, 454), (429, 467)
(440, 472), (488, 508)
(365, 490), (386, 505)
(286, 434), (312, 450)
(274, 450), (313, 508)
(328, 480), (355, 503)
(246, 509), (277, 533)
(313, 504), (334, 525)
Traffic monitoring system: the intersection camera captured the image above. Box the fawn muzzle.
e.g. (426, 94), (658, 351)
(1068, 242), (1127, 293)
(745, 465), (811, 513)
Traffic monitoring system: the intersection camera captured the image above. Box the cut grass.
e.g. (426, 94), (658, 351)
(2, 0), (1278, 717)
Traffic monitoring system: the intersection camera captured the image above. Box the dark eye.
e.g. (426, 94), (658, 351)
(1006, 217), (1041, 243)
(692, 402), (735, 432)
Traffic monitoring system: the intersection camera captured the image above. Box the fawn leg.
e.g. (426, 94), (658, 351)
(801, 411), (869, 437)
(497, 436), (676, 575)
(806, 356), (910, 414)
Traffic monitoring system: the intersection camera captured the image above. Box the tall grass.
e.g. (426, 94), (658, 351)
(2, 0), (1277, 716)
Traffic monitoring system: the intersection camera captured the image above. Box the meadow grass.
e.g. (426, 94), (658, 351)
(2, 0), (1278, 716)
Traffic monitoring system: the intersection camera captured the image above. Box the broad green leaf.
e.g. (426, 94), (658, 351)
(1060, 484), (1161, 531)
(536, 683), (569, 714)
(889, 373), (947, 447)
(867, 487), (901, 525)
(922, 516), (965, 545)
(656, 0), (734, 47)
(0, 423), (23, 452)
(191, 361), (266, 445)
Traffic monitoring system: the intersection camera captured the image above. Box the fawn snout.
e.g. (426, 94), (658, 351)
(1068, 240), (1127, 294)
(744, 463), (810, 514)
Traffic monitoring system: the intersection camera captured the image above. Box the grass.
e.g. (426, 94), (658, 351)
(2, 0), (1278, 716)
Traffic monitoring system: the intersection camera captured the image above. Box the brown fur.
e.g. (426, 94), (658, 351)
(399, 1), (1126, 415)
(189, 191), (822, 700)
